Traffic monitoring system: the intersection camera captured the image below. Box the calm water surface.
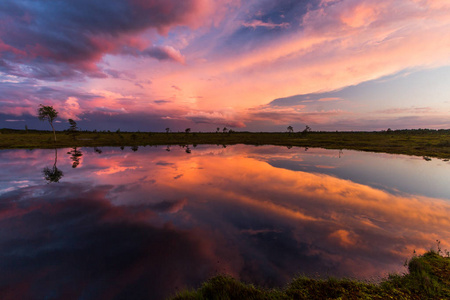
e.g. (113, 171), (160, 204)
(1, 145), (449, 299)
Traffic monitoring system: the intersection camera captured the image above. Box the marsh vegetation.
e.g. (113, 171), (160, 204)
(1, 128), (449, 159)
(172, 250), (450, 300)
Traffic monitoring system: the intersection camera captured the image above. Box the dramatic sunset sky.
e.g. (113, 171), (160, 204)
(1, 0), (449, 132)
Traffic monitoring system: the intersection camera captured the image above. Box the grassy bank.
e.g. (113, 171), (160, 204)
(171, 251), (450, 300)
(1, 128), (450, 159)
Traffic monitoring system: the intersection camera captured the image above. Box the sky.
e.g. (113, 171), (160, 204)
(1, 0), (450, 132)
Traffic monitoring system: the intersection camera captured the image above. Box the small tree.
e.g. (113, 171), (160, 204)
(38, 104), (58, 142)
(302, 125), (311, 133)
(185, 128), (191, 134)
(68, 119), (79, 140)
(287, 126), (293, 134)
(223, 127), (228, 133)
(165, 128), (170, 134)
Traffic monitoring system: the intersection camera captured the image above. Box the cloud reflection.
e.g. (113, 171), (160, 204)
(1, 145), (449, 299)
(0, 183), (225, 300)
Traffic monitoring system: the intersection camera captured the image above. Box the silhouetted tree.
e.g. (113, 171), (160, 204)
(302, 125), (311, 133)
(165, 128), (170, 134)
(68, 119), (79, 140)
(287, 126), (293, 134)
(216, 127), (220, 133)
(223, 127), (228, 133)
(38, 104), (58, 142)
(68, 119), (77, 130)
(42, 148), (64, 183)
(131, 145), (139, 152)
(185, 128), (191, 134)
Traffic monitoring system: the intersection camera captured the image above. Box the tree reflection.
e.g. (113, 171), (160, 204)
(42, 148), (64, 183)
(67, 147), (83, 168)
(94, 147), (102, 154)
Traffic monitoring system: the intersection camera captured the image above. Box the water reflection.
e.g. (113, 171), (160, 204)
(42, 148), (64, 183)
(94, 147), (103, 154)
(67, 147), (83, 168)
(0, 145), (449, 299)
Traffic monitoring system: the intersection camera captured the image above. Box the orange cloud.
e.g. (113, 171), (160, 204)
(136, 0), (450, 118)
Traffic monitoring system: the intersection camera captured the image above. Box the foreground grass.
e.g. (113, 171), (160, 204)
(171, 251), (450, 300)
(1, 129), (450, 159)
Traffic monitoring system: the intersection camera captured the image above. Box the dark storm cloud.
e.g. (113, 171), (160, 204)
(0, 0), (203, 80)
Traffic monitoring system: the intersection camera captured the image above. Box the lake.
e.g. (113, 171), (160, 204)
(1, 145), (449, 299)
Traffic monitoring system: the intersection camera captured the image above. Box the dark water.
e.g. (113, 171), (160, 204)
(1, 145), (449, 300)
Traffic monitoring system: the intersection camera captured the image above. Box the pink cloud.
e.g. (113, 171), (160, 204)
(0, 0), (222, 80)
(2, 0), (449, 131)
(242, 20), (290, 29)
(318, 97), (343, 102)
(376, 107), (434, 114)
(140, 0), (450, 121)
(184, 110), (246, 128)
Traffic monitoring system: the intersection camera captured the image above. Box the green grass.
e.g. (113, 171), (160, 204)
(1, 128), (450, 159)
(170, 251), (450, 300)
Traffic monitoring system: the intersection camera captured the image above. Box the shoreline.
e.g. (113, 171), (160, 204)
(171, 251), (450, 300)
(1, 129), (449, 159)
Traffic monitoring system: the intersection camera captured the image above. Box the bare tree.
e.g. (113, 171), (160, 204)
(38, 105), (58, 142)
